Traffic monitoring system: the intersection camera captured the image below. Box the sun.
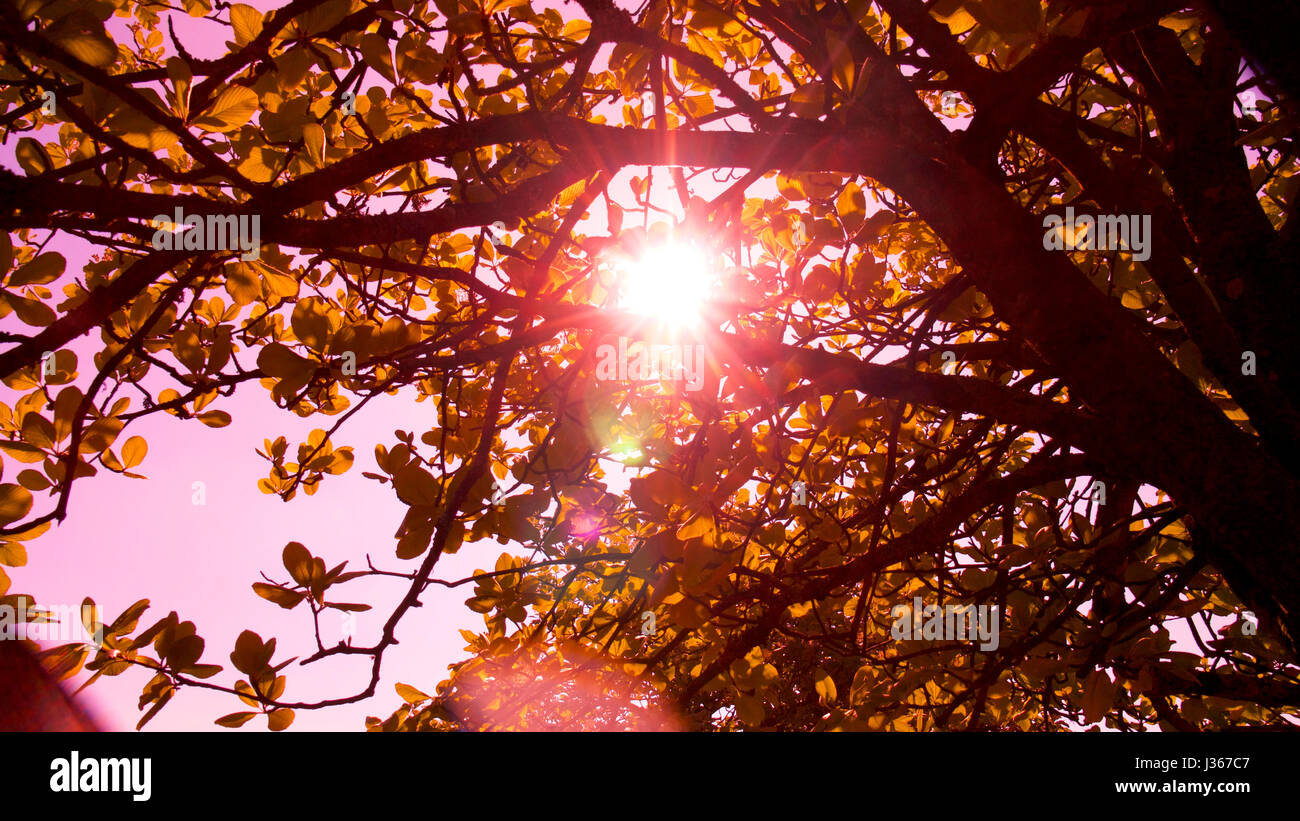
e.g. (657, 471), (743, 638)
(614, 242), (716, 326)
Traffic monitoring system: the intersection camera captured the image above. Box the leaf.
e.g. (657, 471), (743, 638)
(111, 108), (179, 152)
(396, 524), (433, 559)
(606, 197), (623, 235)
(393, 463), (440, 506)
(325, 601), (369, 612)
(237, 146), (282, 183)
(3, 520), (50, 543)
(51, 386), (83, 443)
(447, 12), (483, 35)
(16, 469), (50, 491)
(79, 596), (99, 637)
(223, 261), (259, 305)
(109, 599), (151, 635)
(0, 442), (46, 463)
(166, 634), (205, 670)
(360, 33), (397, 84)
(291, 296), (334, 351)
(775, 174), (805, 201)
(1081, 669), (1115, 724)
(637, 470), (689, 507)
(132, 614), (176, 652)
(788, 82), (825, 119)
(825, 32), (857, 95)
(230, 629), (273, 675)
(8, 294), (55, 327)
(836, 183), (866, 229)
(253, 583), (306, 609)
(0, 542), (27, 567)
(49, 12), (118, 68)
(302, 123), (325, 168)
(395, 32), (444, 83)
(466, 594), (495, 613)
(676, 512), (716, 541)
(931, 1), (978, 35)
(813, 667), (837, 707)
(267, 708), (295, 731)
(6, 252), (64, 287)
(803, 263), (838, 302)
(215, 711), (258, 728)
(396, 682), (429, 703)
(257, 343), (313, 380)
(174, 326), (205, 372)
(282, 542), (315, 587)
(188, 663), (222, 679)
(0, 484), (34, 526)
(81, 417), (123, 453)
(857, 209), (895, 245)
(735, 694), (765, 726)
(326, 449), (354, 475)
(14, 139), (52, 176)
(136, 689), (173, 730)
(122, 436), (147, 469)
(197, 410), (232, 428)
(166, 57), (192, 118)
(193, 85), (259, 133)
(230, 4), (265, 46)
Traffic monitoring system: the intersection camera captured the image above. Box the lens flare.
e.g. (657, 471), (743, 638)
(616, 242), (715, 326)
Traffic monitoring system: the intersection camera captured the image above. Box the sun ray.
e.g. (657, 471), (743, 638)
(614, 241), (716, 326)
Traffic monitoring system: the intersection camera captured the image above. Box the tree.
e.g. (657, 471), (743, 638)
(1, 0), (1298, 731)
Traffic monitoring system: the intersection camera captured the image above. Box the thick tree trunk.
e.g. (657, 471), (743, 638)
(868, 132), (1300, 655)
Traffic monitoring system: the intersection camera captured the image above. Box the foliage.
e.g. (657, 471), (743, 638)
(2, 0), (1300, 730)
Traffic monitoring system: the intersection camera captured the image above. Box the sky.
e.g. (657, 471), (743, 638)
(12, 364), (493, 731)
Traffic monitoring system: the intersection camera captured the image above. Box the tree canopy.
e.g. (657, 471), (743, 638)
(2, 0), (1300, 731)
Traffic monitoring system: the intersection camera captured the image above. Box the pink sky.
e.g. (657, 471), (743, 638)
(13, 374), (491, 730)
